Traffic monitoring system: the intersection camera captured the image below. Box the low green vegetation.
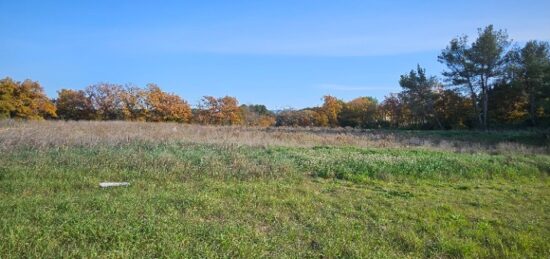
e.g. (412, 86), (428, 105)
(1, 142), (549, 258)
(388, 129), (550, 148)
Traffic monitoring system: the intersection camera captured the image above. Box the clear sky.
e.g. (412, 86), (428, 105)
(1, 0), (549, 109)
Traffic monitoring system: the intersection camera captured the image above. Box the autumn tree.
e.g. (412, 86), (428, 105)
(55, 89), (95, 120)
(0, 77), (17, 119)
(144, 84), (192, 123)
(85, 83), (124, 120)
(379, 94), (404, 128)
(0, 77), (56, 120)
(487, 82), (527, 125)
(195, 96), (243, 125)
(439, 25), (511, 129)
(120, 85), (147, 121)
(321, 95), (343, 127)
(195, 96), (222, 124)
(240, 104), (276, 127)
(275, 110), (298, 127)
(434, 89), (473, 129)
(339, 97), (378, 128)
(219, 96), (243, 125)
(275, 109), (326, 127)
(310, 107), (329, 127)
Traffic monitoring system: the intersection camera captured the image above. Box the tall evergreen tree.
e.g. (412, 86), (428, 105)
(399, 65), (443, 129)
(508, 40), (550, 126)
(439, 25), (510, 129)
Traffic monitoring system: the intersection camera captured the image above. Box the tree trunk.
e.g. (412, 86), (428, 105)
(425, 94), (443, 130)
(434, 115), (444, 130)
(467, 80), (482, 128)
(529, 91), (536, 126)
(471, 93), (482, 127)
(482, 88), (488, 130)
(480, 74), (488, 131)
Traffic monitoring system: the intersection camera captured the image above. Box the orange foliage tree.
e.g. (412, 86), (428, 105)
(85, 83), (124, 120)
(434, 89), (473, 129)
(321, 95), (343, 127)
(339, 97), (378, 128)
(0, 77), (18, 119)
(379, 94), (404, 128)
(120, 85), (147, 121)
(195, 96), (243, 125)
(0, 77), (56, 120)
(145, 84), (192, 123)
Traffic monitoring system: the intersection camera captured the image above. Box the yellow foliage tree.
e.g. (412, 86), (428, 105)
(145, 84), (192, 123)
(0, 77), (56, 120)
(339, 97), (378, 128)
(196, 96), (243, 125)
(219, 96), (243, 125)
(120, 85), (147, 121)
(321, 95), (343, 127)
(0, 78), (17, 119)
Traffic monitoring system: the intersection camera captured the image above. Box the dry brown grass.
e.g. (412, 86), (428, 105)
(0, 120), (546, 154)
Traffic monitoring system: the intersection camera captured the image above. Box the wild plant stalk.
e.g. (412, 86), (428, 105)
(0, 120), (547, 154)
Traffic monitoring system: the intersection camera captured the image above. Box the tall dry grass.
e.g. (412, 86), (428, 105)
(0, 120), (546, 154)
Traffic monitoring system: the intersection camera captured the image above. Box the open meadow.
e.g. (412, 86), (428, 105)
(1, 120), (549, 258)
(3, 0), (550, 258)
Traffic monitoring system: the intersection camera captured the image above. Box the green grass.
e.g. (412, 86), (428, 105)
(1, 143), (549, 258)
(388, 129), (550, 147)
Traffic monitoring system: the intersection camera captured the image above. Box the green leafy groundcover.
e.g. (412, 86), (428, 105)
(1, 144), (549, 257)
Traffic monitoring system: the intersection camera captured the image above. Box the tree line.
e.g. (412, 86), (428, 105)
(1, 25), (549, 129)
(0, 79), (276, 126)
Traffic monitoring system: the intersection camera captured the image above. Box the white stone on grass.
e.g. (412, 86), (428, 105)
(99, 182), (130, 188)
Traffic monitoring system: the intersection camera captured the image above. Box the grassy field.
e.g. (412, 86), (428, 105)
(1, 121), (549, 258)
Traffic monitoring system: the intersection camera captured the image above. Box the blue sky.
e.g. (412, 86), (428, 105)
(1, 0), (549, 109)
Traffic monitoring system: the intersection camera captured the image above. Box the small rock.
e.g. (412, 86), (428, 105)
(99, 182), (130, 188)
